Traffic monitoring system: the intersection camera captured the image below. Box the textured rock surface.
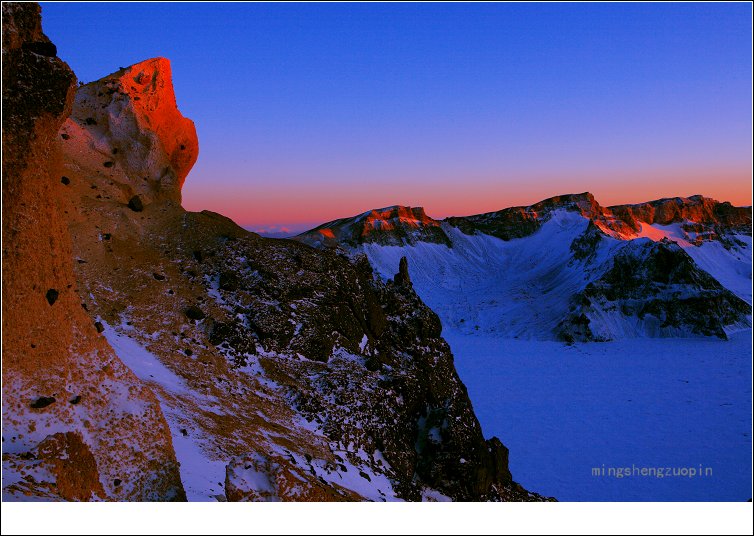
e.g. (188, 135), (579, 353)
(446, 192), (608, 241)
(299, 192), (750, 251)
(609, 195), (752, 234)
(61, 57), (197, 204)
(558, 240), (751, 342)
(447, 192), (751, 246)
(2, 2), (184, 501)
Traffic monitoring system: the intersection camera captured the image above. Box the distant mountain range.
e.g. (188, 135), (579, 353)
(296, 193), (752, 342)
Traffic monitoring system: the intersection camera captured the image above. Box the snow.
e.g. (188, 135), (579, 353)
(105, 323), (405, 502)
(360, 212), (751, 340)
(1, 458), (60, 502)
(227, 454), (279, 501)
(361, 211), (617, 339)
(298, 448), (400, 502)
(421, 487), (452, 502)
(104, 324), (228, 501)
(446, 328), (752, 501)
(204, 274), (228, 307)
(264, 412), (403, 502)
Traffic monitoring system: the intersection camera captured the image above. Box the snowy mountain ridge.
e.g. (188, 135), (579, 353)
(296, 194), (752, 342)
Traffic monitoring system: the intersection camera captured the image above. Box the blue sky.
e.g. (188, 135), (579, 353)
(41, 2), (752, 234)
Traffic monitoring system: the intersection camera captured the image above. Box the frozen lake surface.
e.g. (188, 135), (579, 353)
(446, 328), (752, 501)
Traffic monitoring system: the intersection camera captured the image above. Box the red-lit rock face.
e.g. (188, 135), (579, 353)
(299, 206), (451, 248)
(124, 58), (198, 190)
(609, 195), (751, 233)
(63, 57), (197, 204)
(301, 192), (750, 251)
(360, 206), (441, 236)
(444, 192), (750, 243)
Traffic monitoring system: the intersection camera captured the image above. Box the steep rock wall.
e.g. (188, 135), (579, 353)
(2, 2), (184, 501)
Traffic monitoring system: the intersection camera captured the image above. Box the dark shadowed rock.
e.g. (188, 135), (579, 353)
(30, 396), (56, 409)
(45, 288), (59, 305)
(558, 240), (750, 342)
(21, 40), (56, 57)
(393, 256), (411, 287)
(218, 271), (239, 291)
(185, 305), (205, 321)
(127, 195), (144, 212)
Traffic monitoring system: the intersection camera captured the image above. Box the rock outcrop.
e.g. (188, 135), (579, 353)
(298, 192), (751, 254)
(446, 192), (751, 246)
(61, 57), (197, 205)
(445, 192), (608, 241)
(2, 2), (184, 501)
(393, 256), (411, 287)
(609, 195), (751, 234)
(557, 239), (751, 342)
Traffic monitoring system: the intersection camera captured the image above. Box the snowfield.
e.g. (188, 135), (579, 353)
(362, 211), (598, 339)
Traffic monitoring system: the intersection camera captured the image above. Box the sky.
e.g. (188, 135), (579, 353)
(41, 2), (752, 236)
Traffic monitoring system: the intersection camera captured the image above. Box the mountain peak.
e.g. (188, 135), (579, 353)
(357, 205), (435, 230)
(298, 204), (449, 248)
(608, 194), (751, 233)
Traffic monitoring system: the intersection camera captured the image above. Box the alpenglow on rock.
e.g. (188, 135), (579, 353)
(61, 57), (198, 205)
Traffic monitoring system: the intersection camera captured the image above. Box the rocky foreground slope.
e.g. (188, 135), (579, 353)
(2, 3), (548, 501)
(297, 194), (752, 342)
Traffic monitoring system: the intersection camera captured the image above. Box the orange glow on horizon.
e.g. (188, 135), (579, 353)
(182, 164), (752, 230)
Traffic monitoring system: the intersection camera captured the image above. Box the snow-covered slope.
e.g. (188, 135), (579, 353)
(634, 222), (752, 304)
(362, 211), (598, 339)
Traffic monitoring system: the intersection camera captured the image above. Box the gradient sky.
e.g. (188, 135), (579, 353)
(41, 2), (752, 235)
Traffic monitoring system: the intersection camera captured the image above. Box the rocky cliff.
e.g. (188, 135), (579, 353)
(557, 239), (751, 342)
(299, 192), (751, 253)
(2, 2), (184, 501)
(2, 4), (547, 501)
(54, 56), (547, 501)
